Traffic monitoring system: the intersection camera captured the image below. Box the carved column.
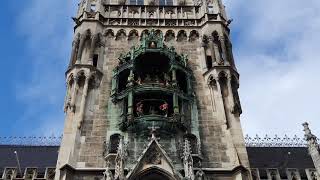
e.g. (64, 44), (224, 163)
(70, 76), (79, 112)
(220, 37), (228, 65)
(217, 77), (229, 126)
(303, 123), (320, 175)
(213, 40), (221, 63)
(183, 139), (194, 180)
(172, 69), (177, 87)
(187, 75), (192, 96)
(127, 91), (133, 121)
(64, 82), (72, 112)
(208, 78), (217, 112)
(68, 35), (80, 68)
(173, 93), (179, 114)
(77, 75), (90, 129)
(200, 42), (207, 71)
(111, 71), (118, 96)
(76, 34), (87, 64)
(114, 138), (125, 180)
(88, 34), (99, 65)
(227, 76), (236, 116)
(208, 36), (217, 64)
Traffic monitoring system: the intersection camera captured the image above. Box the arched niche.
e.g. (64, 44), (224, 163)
(134, 52), (171, 83)
(109, 134), (122, 153)
(131, 167), (176, 180)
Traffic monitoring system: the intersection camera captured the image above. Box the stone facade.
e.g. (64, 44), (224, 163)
(303, 123), (320, 177)
(55, 0), (250, 179)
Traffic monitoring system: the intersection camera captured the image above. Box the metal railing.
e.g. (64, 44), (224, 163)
(0, 135), (316, 147)
(244, 134), (311, 147)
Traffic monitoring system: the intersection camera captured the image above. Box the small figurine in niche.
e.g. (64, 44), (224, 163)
(126, 73), (134, 87)
(164, 73), (170, 86)
(149, 41), (156, 48)
(136, 101), (144, 117)
(155, 75), (160, 83)
(136, 76), (142, 85)
(159, 102), (169, 117)
(145, 74), (151, 83)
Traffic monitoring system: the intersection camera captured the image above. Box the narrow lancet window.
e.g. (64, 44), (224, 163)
(93, 54), (98, 67)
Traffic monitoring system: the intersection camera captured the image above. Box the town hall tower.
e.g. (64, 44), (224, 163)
(55, 0), (250, 179)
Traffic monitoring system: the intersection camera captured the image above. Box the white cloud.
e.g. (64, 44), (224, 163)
(224, 0), (320, 137)
(12, 0), (320, 140)
(14, 0), (77, 136)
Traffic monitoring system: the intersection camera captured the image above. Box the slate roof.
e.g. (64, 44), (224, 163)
(0, 145), (315, 178)
(0, 145), (59, 175)
(247, 147), (314, 178)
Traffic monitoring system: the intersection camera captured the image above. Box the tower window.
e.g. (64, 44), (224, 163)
(130, 0), (144, 5)
(208, 5), (214, 14)
(90, 4), (96, 12)
(93, 54), (98, 67)
(109, 134), (121, 153)
(159, 0), (173, 6)
(206, 56), (213, 69)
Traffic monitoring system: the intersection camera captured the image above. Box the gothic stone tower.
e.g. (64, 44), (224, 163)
(55, 0), (250, 179)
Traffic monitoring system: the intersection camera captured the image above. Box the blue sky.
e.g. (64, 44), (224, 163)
(0, 0), (319, 138)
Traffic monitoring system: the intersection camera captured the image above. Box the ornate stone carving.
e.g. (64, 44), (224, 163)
(103, 161), (114, 180)
(183, 139), (194, 180)
(145, 145), (162, 164)
(128, 19), (139, 26)
(114, 138), (128, 180)
(193, 0), (202, 6)
(166, 20), (177, 26)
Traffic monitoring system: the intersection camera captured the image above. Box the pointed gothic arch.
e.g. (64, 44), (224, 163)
(189, 30), (200, 42)
(130, 167), (176, 180)
(164, 30), (175, 41)
(116, 29), (127, 40)
(141, 29), (150, 37)
(104, 29), (115, 38)
(128, 29), (139, 41)
(109, 134), (122, 153)
(177, 30), (187, 42)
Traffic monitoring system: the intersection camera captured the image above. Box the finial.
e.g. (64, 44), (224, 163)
(303, 122), (316, 141)
(148, 121), (160, 140)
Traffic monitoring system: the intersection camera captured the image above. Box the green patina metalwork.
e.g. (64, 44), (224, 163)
(115, 29), (191, 75)
(111, 29), (195, 133)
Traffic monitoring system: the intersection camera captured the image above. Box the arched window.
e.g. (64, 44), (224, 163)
(130, 0), (144, 5)
(159, 0), (173, 5)
(109, 134), (122, 153)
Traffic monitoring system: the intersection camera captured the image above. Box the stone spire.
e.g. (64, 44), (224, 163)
(183, 139), (194, 180)
(114, 137), (127, 180)
(303, 122), (320, 175)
